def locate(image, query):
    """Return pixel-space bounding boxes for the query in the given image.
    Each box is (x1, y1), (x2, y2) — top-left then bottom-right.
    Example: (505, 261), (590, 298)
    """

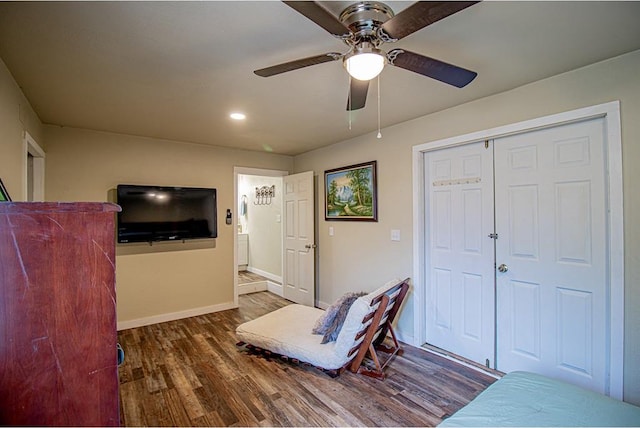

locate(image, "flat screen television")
(116, 184), (217, 243)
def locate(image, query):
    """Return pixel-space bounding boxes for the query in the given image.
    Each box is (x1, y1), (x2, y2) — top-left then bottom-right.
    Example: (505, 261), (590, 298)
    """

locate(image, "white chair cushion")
(237, 304), (351, 369)
(236, 278), (403, 370)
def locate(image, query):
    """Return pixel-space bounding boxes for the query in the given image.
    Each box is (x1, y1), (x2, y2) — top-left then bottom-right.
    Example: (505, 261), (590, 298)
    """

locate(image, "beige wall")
(294, 49), (640, 404)
(0, 58), (43, 200)
(43, 126), (293, 326)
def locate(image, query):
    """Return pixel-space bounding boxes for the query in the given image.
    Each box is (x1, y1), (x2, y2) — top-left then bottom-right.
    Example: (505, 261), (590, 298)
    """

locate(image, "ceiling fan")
(255, 1), (480, 111)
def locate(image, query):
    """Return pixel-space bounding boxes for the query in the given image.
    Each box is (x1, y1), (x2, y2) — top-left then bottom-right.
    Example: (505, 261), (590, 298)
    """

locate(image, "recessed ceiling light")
(230, 112), (246, 120)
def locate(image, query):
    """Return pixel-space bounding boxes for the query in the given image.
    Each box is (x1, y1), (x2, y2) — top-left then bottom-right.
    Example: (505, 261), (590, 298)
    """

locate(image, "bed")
(439, 371), (640, 427)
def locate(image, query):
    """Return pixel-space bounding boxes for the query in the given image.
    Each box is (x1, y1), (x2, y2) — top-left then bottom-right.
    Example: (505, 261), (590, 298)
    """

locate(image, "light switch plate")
(391, 229), (401, 241)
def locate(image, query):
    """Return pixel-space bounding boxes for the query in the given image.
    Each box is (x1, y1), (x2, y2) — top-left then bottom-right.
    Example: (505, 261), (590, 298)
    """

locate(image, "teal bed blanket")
(439, 371), (640, 427)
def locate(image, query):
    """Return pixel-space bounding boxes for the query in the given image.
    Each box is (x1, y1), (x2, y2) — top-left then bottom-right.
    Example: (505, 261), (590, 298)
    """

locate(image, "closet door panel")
(424, 142), (495, 365)
(494, 118), (607, 394)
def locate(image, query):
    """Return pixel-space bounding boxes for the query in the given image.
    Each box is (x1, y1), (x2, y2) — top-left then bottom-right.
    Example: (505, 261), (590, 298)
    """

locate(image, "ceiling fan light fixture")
(344, 46), (385, 81)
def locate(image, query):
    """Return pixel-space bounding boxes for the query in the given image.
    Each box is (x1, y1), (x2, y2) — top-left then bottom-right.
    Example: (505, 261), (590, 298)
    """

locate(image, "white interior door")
(494, 118), (608, 393)
(283, 171), (315, 306)
(425, 141), (496, 365)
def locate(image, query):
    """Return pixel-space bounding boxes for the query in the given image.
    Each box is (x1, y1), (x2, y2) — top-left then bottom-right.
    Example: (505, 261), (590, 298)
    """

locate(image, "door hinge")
(485, 140), (489, 149)
(488, 233), (498, 239)
(485, 358), (491, 368)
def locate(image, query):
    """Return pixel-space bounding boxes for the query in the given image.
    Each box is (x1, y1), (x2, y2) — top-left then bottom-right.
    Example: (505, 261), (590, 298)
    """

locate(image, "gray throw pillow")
(312, 292), (358, 334)
(312, 292), (366, 343)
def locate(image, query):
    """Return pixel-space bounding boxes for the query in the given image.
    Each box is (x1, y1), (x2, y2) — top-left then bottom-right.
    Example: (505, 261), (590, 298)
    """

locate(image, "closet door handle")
(498, 264), (508, 273)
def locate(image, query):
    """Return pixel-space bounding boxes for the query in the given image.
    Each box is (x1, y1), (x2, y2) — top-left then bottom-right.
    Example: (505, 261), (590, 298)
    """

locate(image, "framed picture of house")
(325, 160), (377, 221)
(0, 179), (11, 202)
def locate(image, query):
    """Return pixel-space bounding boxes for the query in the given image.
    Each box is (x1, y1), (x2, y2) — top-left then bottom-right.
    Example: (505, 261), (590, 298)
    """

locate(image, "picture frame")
(325, 160), (377, 221)
(0, 178), (11, 202)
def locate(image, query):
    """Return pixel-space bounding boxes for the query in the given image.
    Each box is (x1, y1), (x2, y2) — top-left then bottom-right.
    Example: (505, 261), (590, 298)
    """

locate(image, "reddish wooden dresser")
(0, 202), (120, 426)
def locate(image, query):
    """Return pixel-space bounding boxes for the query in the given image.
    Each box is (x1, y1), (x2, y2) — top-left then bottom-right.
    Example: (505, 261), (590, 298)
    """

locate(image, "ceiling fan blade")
(346, 79), (369, 111)
(380, 1), (479, 41)
(254, 52), (342, 77)
(283, 1), (351, 38)
(388, 49), (477, 88)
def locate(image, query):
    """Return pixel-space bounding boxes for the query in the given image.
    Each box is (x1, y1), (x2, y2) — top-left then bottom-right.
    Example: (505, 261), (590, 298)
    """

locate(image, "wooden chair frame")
(347, 278), (410, 379)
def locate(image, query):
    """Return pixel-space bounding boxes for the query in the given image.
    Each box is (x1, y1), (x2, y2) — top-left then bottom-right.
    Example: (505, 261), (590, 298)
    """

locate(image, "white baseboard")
(317, 300), (330, 310)
(238, 281), (268, 295)
(267, 280), (283, 296)
(117, 301), (237, 331)
(247, 266), (282, 284)
(239, 280), (283, 297)
(395, 328), (414, 346)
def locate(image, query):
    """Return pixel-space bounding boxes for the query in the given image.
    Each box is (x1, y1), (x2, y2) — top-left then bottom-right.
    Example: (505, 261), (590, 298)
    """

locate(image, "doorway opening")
(234, 167), (287, 307)
(23, 132), (45, 201)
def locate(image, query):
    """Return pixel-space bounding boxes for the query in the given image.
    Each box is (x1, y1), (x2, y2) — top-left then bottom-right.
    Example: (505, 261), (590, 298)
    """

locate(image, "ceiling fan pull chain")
(348, 75), (352, 130)
(377, 74), (382, 139)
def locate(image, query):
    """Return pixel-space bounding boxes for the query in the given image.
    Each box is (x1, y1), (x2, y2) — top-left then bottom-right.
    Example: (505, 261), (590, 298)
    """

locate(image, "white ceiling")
(0, 1), (639, 156)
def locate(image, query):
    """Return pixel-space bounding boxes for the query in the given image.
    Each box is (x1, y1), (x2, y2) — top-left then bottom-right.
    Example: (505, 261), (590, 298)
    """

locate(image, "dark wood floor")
(117, 292), (497, 427)
(238, 270), (270, 285)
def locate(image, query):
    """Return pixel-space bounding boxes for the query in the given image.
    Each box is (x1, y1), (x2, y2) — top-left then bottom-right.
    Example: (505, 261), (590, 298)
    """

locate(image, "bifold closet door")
(424, 141), (496, 366)
(494, 117), (608, 394)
